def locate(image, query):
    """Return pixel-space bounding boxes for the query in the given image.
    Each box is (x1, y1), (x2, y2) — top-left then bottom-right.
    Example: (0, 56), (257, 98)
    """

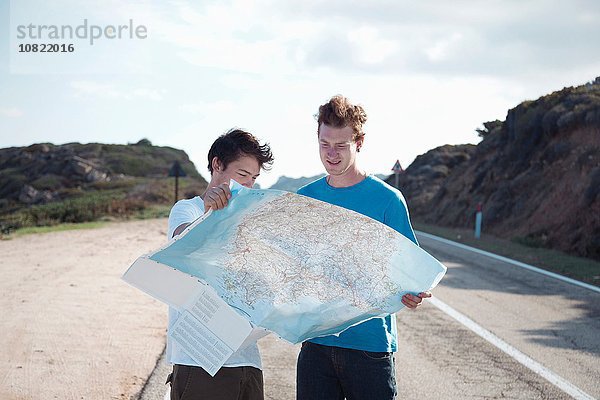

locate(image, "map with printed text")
(149, 182), (447, 343)
(222, 193), (402, 309)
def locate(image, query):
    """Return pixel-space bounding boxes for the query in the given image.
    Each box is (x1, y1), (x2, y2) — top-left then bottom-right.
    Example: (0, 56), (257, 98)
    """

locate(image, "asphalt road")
(139, 232), (600, 400)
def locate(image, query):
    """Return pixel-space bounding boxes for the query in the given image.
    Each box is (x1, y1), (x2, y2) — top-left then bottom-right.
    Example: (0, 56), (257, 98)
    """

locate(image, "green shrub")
(3, 192), (146, 229)
(31, 174), (63, 190)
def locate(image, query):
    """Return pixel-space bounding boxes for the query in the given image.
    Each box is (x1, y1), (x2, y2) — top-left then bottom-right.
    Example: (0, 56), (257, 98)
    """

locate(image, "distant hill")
(389, 77), (600, 260)
(269, 174), (325, 192)
(270, 173), (390, 192)
(374, 173), (390, 181)
(0, 139), (207, 233)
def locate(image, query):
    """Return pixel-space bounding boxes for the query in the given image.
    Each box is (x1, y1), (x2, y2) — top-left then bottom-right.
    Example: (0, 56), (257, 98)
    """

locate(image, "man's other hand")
(203, 183), (232, 212)
(401, 291), (432, 309)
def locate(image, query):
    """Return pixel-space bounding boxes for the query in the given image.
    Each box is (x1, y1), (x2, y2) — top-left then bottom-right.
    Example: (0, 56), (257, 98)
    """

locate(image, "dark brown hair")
(207, 128), (274, 173)
(316, 95), (367, 141)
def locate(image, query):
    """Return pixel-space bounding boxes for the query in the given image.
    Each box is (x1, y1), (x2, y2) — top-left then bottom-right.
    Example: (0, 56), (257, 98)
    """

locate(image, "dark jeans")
(167, 364), (264, 400)
(296, 342), (397, 400)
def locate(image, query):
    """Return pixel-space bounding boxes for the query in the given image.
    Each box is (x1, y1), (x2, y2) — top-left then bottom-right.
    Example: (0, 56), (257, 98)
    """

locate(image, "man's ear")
(211, 156), (223, 172)
(356, 137), (364, 152)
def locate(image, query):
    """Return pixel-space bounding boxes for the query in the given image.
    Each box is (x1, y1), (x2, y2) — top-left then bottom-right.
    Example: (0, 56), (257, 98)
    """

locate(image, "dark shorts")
(296, 342), (397, 400)
(167, 364), (264, 400)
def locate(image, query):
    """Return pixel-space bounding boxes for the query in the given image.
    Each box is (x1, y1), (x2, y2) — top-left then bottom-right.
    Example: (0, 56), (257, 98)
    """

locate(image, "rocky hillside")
(269, 174), (326, 192)
(388, 144), (477, 217)
(0, 139), (207, 232)
(390, 78), (600, 260)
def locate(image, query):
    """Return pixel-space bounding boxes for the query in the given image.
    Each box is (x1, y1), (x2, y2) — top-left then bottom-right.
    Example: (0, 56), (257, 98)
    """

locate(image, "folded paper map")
(126, 182), (447, 347)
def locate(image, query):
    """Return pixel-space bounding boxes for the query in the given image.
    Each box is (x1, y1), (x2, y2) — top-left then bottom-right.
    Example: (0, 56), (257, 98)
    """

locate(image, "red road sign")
(392, 160), (403, 172)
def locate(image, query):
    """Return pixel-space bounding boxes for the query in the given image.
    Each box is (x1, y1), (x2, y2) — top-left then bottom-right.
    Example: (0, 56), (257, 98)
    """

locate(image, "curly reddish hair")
(316, 95), (367, 142)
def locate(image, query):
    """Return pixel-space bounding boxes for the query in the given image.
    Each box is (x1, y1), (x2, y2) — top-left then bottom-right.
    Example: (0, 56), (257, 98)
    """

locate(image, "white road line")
(416, 230), (600, 294)
(429, 297), (596, 400)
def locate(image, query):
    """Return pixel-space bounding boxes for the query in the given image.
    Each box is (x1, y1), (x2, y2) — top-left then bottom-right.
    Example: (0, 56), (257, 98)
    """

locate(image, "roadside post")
(475, 203), (483, 239)
(392, 159), (403, 188)
(168, 161), (187, 203)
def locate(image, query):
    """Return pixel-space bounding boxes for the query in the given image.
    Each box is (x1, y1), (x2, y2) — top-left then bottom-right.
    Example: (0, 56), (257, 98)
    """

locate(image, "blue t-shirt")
(297, 175), (418, 353)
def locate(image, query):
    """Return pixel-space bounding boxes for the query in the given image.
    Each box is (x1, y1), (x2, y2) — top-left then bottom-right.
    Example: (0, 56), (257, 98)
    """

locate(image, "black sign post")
(168, 161), (187, 203)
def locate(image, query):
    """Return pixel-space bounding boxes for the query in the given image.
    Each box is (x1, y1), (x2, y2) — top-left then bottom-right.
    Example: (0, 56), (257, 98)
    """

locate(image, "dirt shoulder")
(0, 218), (168, 400)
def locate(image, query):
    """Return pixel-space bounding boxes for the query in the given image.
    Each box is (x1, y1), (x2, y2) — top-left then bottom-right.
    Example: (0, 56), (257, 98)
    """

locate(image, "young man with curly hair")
(295, 95), (430, 400)
(165, 128), (274, 400)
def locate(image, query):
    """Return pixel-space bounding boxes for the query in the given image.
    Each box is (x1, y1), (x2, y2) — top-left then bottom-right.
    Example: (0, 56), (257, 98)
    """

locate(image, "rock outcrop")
(0, 140), (202, 206)
(390, 78), (600, 260)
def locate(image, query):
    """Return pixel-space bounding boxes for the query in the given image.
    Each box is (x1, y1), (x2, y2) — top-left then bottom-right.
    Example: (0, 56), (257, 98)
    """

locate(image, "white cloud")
(261, 0), (600, 79)
(424, 33), (464, 63)
(132, 88), (163, 101)
(0, 107), (24, 118)
(348, 27), (398, 64)
(70, 80), (163, 101)
(179, 100), (235, 115)
(70, 81), (123, 98)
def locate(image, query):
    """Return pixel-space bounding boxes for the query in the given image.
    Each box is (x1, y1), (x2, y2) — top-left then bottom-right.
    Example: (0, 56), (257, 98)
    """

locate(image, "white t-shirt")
(165, 196), (262, 369)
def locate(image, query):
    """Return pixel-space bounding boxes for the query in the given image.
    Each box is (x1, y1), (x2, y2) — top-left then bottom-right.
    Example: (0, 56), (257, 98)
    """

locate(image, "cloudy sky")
(1, 0), (599, 187)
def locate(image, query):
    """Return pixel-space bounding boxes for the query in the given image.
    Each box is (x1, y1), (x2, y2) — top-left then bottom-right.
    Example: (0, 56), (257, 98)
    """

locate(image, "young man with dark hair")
(165, 128), (274, 400)
(295, 95), (430, 400)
